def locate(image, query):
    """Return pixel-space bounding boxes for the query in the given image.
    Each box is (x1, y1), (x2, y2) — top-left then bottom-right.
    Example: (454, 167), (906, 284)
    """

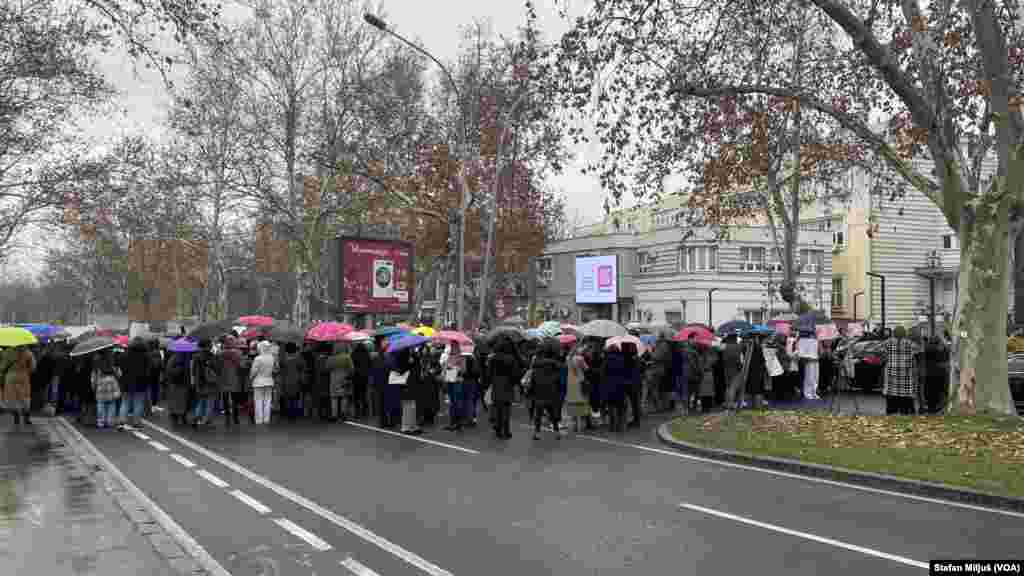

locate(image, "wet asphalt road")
(73, 408), (1024, 576)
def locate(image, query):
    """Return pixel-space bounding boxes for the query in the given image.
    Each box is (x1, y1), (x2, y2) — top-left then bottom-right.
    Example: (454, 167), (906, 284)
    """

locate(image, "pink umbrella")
(673, 324), (714, 346)
(846, 323), (864, 337)
(816, 323), (839, 340)
(306, 322), (354, 342)
(113, 335), (129, 347)
(433, 330), (473, 346)
(605, 334), (646, 354)
(238, 315), (275, 327)
(561, 324), (579, 335)
(558, 333), (578, 346)
(342, 331), (371, 342)
(770, 317), (790, 336)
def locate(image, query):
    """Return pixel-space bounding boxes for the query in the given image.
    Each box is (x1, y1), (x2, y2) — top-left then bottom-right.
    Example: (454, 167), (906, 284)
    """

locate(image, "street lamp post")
(364, 13), (469, 330)
(865, 271), (886, 332)
(708, 288), (718, 326)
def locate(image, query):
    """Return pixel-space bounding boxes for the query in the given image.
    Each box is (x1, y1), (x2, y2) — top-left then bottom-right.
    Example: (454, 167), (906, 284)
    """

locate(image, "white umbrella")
(579, 319), (628, 339)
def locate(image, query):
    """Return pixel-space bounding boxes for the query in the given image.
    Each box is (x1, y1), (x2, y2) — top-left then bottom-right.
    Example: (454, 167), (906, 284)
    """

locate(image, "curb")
(44, 417), (230, 576)
(655, 420), (1024, 514)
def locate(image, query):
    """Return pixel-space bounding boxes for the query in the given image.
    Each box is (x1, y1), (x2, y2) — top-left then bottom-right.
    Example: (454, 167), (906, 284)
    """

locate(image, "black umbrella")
(188, 319), (237, 342)
(487, 326), (523, 344)
(70, 336), (116, 357)
(267, 323), (305, 344)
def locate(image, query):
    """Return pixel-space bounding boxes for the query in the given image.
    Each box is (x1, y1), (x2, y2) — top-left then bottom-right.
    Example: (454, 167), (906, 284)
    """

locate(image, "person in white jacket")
(248, 341), (277, 424)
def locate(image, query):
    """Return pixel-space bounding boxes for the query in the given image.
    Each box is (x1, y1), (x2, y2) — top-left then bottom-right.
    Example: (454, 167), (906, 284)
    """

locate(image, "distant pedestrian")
(883, 326), (920, 415)
(91, 350), (120, 429)
(488, 340), (519, 439)
(393, 349), (421, 436)
(565, 345), (590, 432)
(190, 340), (219, 428)
(798, 333), (821, 401)
(698, 348), (718, 413)
(278, 343), (306, 422)
(219, 337), (245, 427)
(248, 341), (276, 425)
(441, 344), (464, 431)
(118, 338), (152, 430)
(325, 343), (353, 421)
(530, 339), (563, 439)
(2, 346), (36, 426)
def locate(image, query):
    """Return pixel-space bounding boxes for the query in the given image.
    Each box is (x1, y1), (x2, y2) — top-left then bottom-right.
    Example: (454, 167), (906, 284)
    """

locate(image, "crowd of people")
(0, 322), (954, 432)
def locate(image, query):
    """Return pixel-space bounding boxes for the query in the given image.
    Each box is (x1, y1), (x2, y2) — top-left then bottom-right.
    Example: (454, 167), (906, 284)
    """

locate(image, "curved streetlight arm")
(363, 13), (461, 103)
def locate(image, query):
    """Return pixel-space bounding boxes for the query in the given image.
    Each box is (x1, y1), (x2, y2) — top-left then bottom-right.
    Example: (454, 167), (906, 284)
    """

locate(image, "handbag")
(764, 347), (784, 377)
(520, 357), (536, 391)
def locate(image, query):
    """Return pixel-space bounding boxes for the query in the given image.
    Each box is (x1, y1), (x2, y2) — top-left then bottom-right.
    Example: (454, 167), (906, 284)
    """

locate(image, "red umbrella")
(558, 333), (578, 347)
(433, 330), (473, 346)
(240, 327), (270, 340)
(238, 315), (275, 327)
(673, 324), (714, 346)
(94, 328), (115, 337)
(113, 335), (129, 347)
(305, 322), (354, 342)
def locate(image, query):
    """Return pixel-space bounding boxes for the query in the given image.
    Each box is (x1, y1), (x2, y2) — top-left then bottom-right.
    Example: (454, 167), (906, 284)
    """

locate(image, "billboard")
(339, 237), (414, 314)
(575, 255), (617, 304)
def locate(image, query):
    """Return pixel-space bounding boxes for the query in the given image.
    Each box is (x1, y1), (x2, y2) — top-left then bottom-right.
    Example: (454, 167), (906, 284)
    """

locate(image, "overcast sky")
(87, 0), (613, 225)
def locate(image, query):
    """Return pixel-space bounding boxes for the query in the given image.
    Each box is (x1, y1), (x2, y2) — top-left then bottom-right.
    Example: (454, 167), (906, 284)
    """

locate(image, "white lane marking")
(132, 431), (151, 441)
(346, 420), (480, 455)
(578, 432), (1024, 520)
(142, 419), (455, 576)
(55, 418), (233, 576)
(273, 518), (332, 551)
(170, 454), (196, 468)
(196, 469), (230, 489)
(341, 556), (381, 576)
(679, 502), (930, 570)
(230, 489), (271, 515)
(149, 441), (170, 452)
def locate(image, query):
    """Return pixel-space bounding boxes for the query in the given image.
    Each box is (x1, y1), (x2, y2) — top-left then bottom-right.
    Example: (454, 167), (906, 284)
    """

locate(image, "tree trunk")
(949, 186), (1016, 415)
(1014, 226), (1024, 327)
(217, 265), (229, 321)
(435, 255), (455, 329)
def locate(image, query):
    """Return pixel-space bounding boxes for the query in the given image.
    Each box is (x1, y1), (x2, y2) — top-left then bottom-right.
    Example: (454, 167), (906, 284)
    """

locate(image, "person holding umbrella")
(440, 343), (465, 432)
(1, 343), (36, 426)
(90, 350), (121, 429)
(165, 350), (193, 425)
(248, 341), (277, 425)
(218, 336), (245, 427)
(118, 337), (152, 430)
(530, 339), (563, 440)
(488, 338), (520, 439)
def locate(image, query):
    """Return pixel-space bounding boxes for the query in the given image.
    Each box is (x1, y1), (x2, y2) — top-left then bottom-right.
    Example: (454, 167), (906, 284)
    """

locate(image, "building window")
(740, 247), (765, 272)
(832, 229), (845, 249)
(444, 309), (455, 326)
(800, 249), (823, 273)
(942, 234), (959, 250)
(832, 277), (844, 308)
(679, 246), (718, 272)
(743, 309), (765, 324)
(537, 257), (553, 285)
(636, 252), (652, 274)
(665, 311), (682, 325)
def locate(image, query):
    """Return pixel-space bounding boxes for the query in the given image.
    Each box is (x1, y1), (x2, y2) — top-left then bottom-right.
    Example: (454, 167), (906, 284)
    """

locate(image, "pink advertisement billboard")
(340, 238), (414, 314)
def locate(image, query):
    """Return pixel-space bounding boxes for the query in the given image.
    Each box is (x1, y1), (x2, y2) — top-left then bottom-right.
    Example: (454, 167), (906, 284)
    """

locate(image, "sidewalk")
(0, 417), (176, 576)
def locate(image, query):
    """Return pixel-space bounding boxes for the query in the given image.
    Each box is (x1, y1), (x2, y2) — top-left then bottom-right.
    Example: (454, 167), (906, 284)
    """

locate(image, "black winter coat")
(119, 345), (152, 394)
(488, 352), (520, 404)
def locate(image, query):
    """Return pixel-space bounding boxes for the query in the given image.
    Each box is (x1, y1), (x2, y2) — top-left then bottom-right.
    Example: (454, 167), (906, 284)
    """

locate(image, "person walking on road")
(90, 350), (121, 429)
(190, 340), (220, 428)
(248, 341), (276, 425)
(488, 340), (519, 440)
(530, 339), (563, 440)
(219, 336), (245, 427)
(2, 345), (36, 426)
(278, 343), (306, 423)
(441, 344), (464, 432)
(565, 345), (590, 432)
(117, 338), (151, 430)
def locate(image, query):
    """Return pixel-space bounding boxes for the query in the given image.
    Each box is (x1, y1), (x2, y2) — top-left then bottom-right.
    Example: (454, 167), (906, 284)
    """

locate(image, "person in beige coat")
(565, 345), (590, 432)
(2, 346), (36, 425)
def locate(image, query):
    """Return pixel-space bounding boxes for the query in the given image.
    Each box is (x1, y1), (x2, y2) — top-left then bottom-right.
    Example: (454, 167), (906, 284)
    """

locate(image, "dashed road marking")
(273, 518), (332, 551)
(679, 502), (929, 570)
(132, 431), (151, 441)
(143, 419), (455, 576)
(149, 441), (170, 452)
(341, 556), (381, 576)
(230, 489), (271, 515)
(169, 453), (195, 468)
(196, 469), (230, 489)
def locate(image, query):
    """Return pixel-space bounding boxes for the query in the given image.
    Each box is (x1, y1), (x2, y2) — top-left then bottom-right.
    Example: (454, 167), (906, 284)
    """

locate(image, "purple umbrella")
(385, 334), (430, 354)
(167, 337), (200, 353)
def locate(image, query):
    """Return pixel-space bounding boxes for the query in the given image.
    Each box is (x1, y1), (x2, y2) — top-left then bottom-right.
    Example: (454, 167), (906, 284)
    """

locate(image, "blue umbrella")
(750, 324), (775, 336)
(639, 334), (657, 347)
(717, 320), (753, 336)
(524, 328), (545, 340)
(16, 323), (62, 341)
(386, 334), (430, 353)
(375, 326), (405, 338)
(167, 337), (200, 353)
